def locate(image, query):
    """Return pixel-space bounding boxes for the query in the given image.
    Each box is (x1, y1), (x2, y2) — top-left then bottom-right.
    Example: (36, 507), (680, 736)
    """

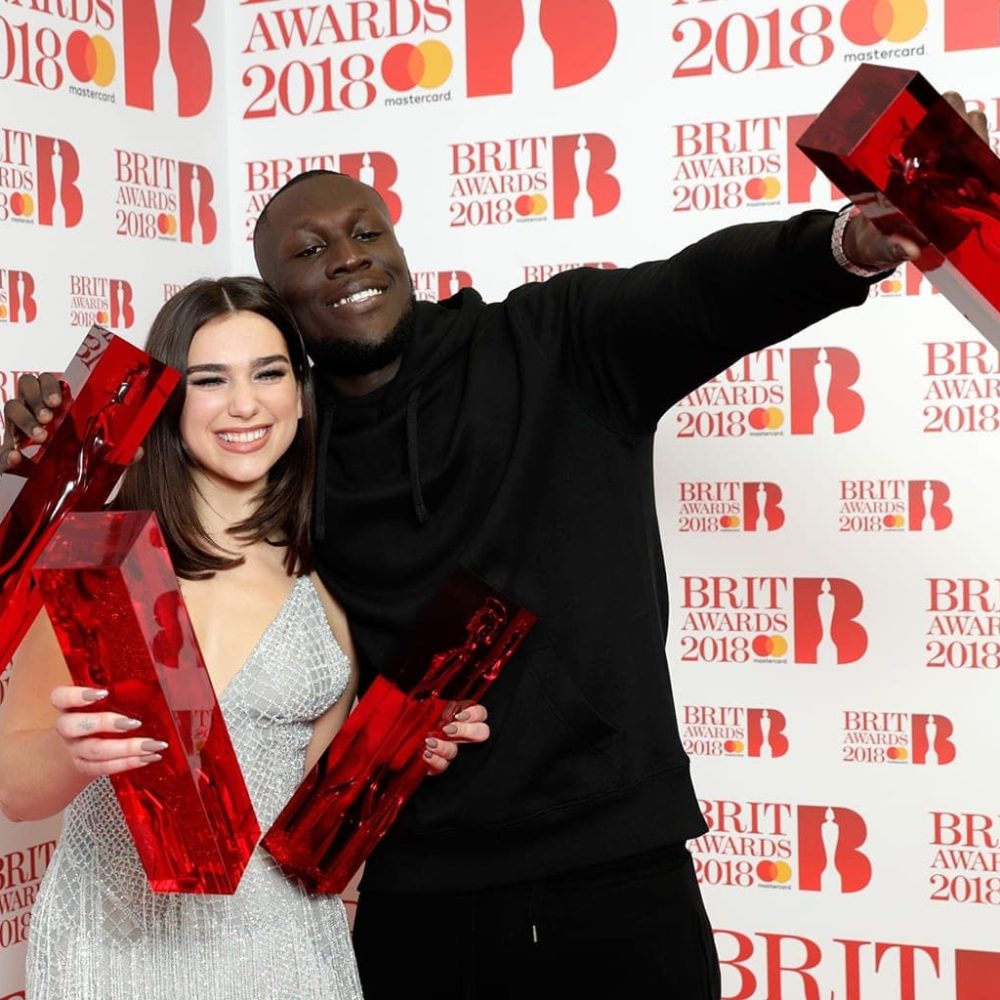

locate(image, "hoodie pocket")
(411, 642), (623, 832)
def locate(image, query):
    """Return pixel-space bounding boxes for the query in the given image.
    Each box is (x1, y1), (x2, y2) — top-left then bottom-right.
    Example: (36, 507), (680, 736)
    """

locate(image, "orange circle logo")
(748, 406), (784, 431)
(157, 213), (178, 236)
(841, 0), (928, 46)
(66, 31), (116, 86)
(10, 192), (34, 218)
(745, 177), (782, 201)
(382, 41), (453, 91)
(515, 194), (547, 218)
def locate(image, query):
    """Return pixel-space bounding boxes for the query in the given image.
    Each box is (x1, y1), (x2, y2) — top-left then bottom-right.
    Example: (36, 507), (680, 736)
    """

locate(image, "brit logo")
(0, 129), (83, 228)
(679, 575), (867, 666)
(691, 800), (872, 893)
(681, 706), (789, 759)
(68, 276), (135, 330)
(122, 0), (212, 116)
(238, 1), (454, 118)
(114, 149), (216, 243)
(925, 578), (1000, 672)
(675, 347), (864, 439)
(521, 260), (616, 283)
(672, 115), (784, 212)
(244, 152), (402, 239)
(465, 0), (617, 97)
(842, 711), (956, 765)
(677, 481), (785, 533)
(868, 260), (941, 299)
(668, 1), (926, 83)
(412, 270), (473, 302)
(0, 839), (57, 952)
(449, 132), (620, 227)
(0, 270), (37, 324)
(922, 340), (1000, 435)
(716, 927), (979, 1000)
(838, 479), (953, 532)
(930, 811), (1000, 907)
(0, 2), (116, 102)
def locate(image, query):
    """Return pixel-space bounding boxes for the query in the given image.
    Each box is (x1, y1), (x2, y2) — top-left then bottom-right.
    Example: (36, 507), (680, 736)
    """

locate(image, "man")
(3, 102), (989, 998)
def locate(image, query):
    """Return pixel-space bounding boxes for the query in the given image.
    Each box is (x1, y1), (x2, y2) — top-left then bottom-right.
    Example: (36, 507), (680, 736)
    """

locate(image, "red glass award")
(33, 510), (259, 894)
(797, 65), (1000, 347)
(263, 567), (537, 894)
(0, 327), (179, 669)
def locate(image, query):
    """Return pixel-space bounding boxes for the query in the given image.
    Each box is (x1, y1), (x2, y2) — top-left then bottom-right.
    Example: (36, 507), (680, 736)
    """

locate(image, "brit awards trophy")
(797, 65), (1000, 347)
(0, 327), (178, 669)
(33, 510), (259, 894)
(263, 567), (538, 894)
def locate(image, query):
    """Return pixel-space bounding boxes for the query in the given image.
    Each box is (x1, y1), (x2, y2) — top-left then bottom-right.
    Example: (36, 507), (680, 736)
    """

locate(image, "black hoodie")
(312, 211), (873, 892)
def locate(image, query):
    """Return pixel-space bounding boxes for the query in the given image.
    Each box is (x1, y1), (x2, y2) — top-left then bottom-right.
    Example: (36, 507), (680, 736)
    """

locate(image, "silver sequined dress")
(25, 576), (363, 1000)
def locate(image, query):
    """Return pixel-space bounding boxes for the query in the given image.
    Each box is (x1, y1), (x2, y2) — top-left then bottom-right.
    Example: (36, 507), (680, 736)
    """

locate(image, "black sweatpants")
(352, 842), (721, 999)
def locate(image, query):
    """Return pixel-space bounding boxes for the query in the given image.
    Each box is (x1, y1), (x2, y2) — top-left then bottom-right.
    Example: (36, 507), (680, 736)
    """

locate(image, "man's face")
(254, 175), (412, 374)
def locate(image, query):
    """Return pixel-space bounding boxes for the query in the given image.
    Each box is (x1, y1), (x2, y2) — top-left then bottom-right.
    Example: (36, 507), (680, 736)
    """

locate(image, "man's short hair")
(252, 169), (346, 244)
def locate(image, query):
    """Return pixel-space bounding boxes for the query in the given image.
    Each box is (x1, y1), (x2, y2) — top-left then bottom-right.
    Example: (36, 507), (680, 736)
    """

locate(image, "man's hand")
(0, 373), (64, 473)
(842, 91), (992, 271)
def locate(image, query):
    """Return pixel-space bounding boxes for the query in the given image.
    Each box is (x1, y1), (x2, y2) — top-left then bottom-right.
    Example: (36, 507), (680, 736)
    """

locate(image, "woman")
(0, 277), (487, 999)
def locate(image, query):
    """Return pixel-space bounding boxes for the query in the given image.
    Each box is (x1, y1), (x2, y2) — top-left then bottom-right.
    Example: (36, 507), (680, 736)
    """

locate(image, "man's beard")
(318, 296), (416, 377)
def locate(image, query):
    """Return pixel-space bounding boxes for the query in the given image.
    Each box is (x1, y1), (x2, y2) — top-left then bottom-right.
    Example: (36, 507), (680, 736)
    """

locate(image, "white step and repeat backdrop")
(2, 2), (999, 998)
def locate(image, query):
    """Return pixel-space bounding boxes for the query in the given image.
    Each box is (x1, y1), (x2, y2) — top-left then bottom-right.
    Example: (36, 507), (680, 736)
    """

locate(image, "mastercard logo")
(841, 0), (928, 46)
(752, 634), (789, 657)
(66, 31), (116, 87)
(879, 277), (903, 295)
(745, 177), (781, 201)
(9, 192), (34, 218)
(157, 213), (178, 236)
(757, 860), (793, 884)
(749, 406), (784, 431)
(515, 194), (547, 217)
(882, 514), (905, 528)
(887, 746), (908, 761)
(382, 41), (452, 92)
(719, 515), (741, 529)
(724, 739), (745, 753)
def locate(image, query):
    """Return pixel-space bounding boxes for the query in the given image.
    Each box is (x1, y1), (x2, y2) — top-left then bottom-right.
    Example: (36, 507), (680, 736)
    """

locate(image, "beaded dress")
(25, 576), (363, 1000)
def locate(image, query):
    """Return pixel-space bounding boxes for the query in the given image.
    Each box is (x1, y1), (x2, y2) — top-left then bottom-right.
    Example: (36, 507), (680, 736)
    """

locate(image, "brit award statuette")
(264, 567), (537, 894)
(797, 64), (1000, 347)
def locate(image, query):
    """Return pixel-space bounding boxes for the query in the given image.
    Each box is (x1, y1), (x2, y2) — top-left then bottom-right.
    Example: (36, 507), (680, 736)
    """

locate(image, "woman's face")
(179, 310), (302, 495)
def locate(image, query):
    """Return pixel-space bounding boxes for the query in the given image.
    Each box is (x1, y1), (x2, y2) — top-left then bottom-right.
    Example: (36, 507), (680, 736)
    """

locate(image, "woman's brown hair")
(115, 276), (316, 579)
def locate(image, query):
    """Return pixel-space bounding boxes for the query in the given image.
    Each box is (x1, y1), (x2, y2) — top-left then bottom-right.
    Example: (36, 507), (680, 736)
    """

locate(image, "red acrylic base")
(0, 327), (178, 670)
(798, 65), (1000, 346)
(263, 567), (537, 894)
(33, 510), (259, 894)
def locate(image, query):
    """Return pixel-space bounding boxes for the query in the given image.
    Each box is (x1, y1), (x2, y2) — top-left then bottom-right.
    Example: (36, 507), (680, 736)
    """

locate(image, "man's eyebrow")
(186, 354), (290, 374)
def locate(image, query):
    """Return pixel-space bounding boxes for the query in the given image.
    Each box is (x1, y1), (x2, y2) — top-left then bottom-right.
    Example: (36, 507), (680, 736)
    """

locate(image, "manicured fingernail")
(82, 689), (109, 702)
(140, 740), (168, 752)
(31, 427), (47, 440)
(425, 737), (438, 749)
(443, 723), (459, 736)
(454, 711), (470, 721)
(46, 394), (61, 406)
(38, 408), (52, 421)
(114, 718), (142, 731)
(140, 753), (162, 763)
(423, 749), (434, 759)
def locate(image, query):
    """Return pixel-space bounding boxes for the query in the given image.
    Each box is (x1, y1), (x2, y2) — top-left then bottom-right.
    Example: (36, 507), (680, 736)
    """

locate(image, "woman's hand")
(424, 702), (490, 774)
(50, 686), (167, 778)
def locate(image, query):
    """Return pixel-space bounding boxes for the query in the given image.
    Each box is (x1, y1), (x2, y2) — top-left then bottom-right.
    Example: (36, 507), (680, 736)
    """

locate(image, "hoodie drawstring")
(314, 404), (333, 541)
(406, 386), (429, 524)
